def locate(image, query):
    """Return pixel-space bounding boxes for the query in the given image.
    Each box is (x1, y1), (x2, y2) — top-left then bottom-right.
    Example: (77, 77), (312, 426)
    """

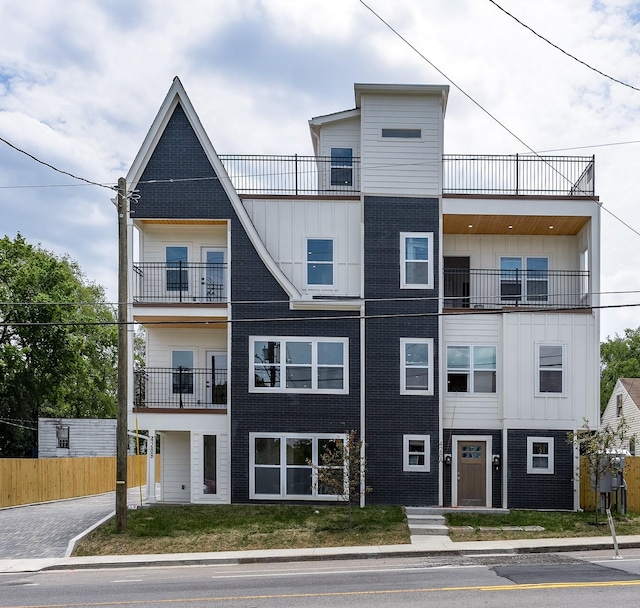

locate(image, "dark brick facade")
(507, 429), (574, 510)
(363, 196), (440, 505)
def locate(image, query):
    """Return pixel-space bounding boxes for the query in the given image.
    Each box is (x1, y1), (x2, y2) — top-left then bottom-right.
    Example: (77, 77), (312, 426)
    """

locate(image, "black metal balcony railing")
(443, 268), (591, 309)
(218, 154), (595, 197)
(133, 262), (227, 303)
(219, 155), (361, 195)
(134, 368), (227, 409)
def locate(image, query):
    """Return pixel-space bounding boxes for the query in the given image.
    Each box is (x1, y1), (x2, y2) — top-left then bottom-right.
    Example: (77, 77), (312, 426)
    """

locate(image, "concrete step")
(409, 524), (450, 536)
(406, 514), (446, 524)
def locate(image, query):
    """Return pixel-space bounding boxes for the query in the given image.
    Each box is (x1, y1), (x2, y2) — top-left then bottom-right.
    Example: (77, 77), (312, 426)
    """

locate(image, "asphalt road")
(2, 551), (640, 608)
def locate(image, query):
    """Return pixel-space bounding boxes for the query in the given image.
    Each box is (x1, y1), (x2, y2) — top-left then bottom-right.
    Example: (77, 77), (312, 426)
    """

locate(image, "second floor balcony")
(133, 262), (227, 304)
(134, 367), (227, 410)
(444, 268), (591, 310)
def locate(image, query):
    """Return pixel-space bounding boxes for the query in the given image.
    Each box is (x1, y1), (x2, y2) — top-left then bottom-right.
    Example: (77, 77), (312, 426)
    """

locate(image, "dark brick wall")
(507, 429), (574, 510)
(442, 429), (504, 508)
(363, 196), (440, 505)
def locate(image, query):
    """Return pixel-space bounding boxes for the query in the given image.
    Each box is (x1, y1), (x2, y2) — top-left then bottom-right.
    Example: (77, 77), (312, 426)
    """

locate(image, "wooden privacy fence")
(0, 456), (160, 509)
(580, 455), (640, 512)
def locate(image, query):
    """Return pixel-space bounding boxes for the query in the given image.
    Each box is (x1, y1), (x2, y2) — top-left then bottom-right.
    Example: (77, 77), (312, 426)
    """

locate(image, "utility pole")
(116, 176), (128, 532)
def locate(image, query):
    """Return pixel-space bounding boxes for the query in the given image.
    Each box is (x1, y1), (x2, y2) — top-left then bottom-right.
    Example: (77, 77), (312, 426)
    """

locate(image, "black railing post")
(295, 154), (299, 195)
(515, 153), (519, 196)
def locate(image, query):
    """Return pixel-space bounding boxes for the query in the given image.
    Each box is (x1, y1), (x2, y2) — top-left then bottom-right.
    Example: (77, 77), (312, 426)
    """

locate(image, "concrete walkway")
(1, 493), (640, 574)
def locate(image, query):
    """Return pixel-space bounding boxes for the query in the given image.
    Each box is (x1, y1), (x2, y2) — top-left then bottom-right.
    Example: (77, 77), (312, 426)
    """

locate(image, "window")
(400, 338), (434, 395)
(381, 128), (422, 138)
(306, 238), (334, 286)
(500, 256), (548, 302)
(56, 426), (70, 449)
(400, 232), (433, 289)
(172, 350), (194, 394)
(330, 147), (353, 187)
(250, 433), (346, 499)
(580, 248), (589, 299)
(447, 345), (497, 393)
(616, 394), (623, 417)
(251, 337), (348, 393)
(527, 437), (554, 474)
(203, 435), (217, 494)
(403, 435), (430, 472)
(166, 246), (188, 291)
(537, 344), (564, 394)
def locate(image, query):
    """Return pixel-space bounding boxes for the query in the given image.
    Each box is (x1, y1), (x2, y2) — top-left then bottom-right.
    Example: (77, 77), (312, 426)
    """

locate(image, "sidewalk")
(2, 534), (640, 574)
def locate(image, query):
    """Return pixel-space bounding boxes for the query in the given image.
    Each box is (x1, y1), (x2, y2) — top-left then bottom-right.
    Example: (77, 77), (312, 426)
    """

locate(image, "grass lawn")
(446, 510), (640, 541)
(73, 504), (410, 556)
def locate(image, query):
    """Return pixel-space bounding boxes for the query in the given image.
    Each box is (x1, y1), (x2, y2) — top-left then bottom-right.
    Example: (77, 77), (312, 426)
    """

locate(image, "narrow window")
(254, 437), (281, 495)
(527, 437), (554, 474)
(538, 344), (564, 394)
(56, 426), (70, 449)
(166, 246), (188, 291)
(526, 257), (549, 301)
(306, 238), (334, 286)
(330, 147), (353, 186)
(580, 249), (589, 300)
(400, 339), (433, 395)
(403, 435), (430, 472)
(203, 435), (217, 494)
(381, 128), (422, 138)
(172, 350), (194, 394)
(401, 232), (433, 289)
(616, 394), (623, 417)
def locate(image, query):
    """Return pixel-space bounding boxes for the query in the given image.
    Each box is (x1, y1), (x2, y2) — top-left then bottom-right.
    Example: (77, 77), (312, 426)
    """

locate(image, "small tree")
(311, 430), (371, 527)
(568, 418), (636, 523)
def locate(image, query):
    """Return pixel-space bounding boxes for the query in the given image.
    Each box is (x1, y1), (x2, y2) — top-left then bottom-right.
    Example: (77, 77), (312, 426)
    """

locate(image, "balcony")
(134, 368), (227, 410)
(218, 154), (594, 197)
(133, 262), (227, 304)
(443, 268), (590, 310)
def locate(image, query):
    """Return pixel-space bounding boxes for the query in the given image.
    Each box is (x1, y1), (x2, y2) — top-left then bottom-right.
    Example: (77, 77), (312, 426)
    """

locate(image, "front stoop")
(406, 507), (449, 539)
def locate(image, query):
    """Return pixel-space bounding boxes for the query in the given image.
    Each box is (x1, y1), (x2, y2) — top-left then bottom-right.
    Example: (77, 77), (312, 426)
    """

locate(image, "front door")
(457, 441), (487, 506)
(205, 351), (227, 406)
(201, 248), (226, 302)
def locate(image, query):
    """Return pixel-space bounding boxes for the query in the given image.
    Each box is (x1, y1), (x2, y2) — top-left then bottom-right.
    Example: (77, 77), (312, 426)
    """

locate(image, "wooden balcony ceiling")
(443, 215), (589, 235)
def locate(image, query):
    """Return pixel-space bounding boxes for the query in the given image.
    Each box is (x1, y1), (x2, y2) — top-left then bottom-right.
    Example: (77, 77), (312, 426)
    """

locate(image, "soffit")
(443, 215), (589, 236)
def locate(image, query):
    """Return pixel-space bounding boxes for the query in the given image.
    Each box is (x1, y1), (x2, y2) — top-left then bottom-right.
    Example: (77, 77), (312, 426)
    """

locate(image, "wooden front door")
(457, 441), (486, 506)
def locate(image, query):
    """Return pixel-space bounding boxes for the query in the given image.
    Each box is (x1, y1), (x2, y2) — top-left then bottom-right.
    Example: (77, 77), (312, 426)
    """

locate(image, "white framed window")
(381, 128), (422, 139)
(250, 433), (347, 499)
(500, 256), (549, 303)
(400, 232), (433, 289)
(306, 238), (334, 286)
(446, 345), (497, 394)
(330, 147), (353, 186)
(171, 350), (194, 395)
(202, 435), (217, 495)
(400, 338), (434, 395)
(56, 426), (70, 449)
(250, 337), (348, 393)
(403, 435), (430, 472)
(166, 245), (189, 292)
(580, 248), (589, 300)
(537, 344), (564, 395)
(527, 437), (554, 474)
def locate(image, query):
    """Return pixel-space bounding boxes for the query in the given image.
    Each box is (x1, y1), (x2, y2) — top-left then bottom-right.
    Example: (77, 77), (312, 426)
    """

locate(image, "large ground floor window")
(250, 432), (346, 500)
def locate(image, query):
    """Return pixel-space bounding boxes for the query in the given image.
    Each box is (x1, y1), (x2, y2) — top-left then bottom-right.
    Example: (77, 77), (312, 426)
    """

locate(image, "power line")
(487, 0), (640, 93)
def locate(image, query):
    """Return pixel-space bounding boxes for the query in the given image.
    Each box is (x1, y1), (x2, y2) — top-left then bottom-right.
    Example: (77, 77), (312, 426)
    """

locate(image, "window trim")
(536, 343), (565, 396)
(250, 336), (349, 394)
(499, 255), (549, 303)
(527, 436), (554, 474)
(446, 344), (497, 394)
(249, 432), (347, 500)
(380, 127), (423, 140)
(330, 147), (353, 187)
(305, 237), (335, 288)
(400, 338), (434, 396)
(56, 425), (70, 450)
(201, 434), (218, 497)
(403, 435), (431, 472)
(400, 232), (434, 289)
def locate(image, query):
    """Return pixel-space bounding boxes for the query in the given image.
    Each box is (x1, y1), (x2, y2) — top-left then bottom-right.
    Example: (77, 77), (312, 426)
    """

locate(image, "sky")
(2, 0), (640, 340)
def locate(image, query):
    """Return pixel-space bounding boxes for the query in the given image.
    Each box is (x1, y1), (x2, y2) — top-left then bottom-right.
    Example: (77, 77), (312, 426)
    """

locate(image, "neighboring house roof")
(619, 378), (640, 411)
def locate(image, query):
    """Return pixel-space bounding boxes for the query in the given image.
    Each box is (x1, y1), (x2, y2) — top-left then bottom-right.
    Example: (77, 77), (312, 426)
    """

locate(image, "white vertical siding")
(190, 431), (230, 503)
(146, 327), (227, 369)
(160, 431), (191, 502)
(360, 93), (442, 196)
(442, 316), (502, 428)
(242, 197), (361, 296)
(139, 224), (227, 263)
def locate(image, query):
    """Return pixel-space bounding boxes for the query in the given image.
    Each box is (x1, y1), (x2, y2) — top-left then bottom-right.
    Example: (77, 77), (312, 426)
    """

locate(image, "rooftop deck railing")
(134, 367), (227, 409)
(218, 154), (595, 197)
(443, 268), (591, 310)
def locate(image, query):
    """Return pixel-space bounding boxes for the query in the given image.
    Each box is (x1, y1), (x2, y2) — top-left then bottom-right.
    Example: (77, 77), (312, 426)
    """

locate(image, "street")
(2, 550), (640, 607)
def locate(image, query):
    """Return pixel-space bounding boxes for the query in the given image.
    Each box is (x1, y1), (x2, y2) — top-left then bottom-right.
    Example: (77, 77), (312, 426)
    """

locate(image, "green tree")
(0, 234), (117, 457)
(600, 328), (640, 412)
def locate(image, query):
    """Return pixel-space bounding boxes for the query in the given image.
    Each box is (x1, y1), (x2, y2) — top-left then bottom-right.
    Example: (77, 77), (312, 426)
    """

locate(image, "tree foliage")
(0, 234), (117, 457)
(600, 328), (640, 412)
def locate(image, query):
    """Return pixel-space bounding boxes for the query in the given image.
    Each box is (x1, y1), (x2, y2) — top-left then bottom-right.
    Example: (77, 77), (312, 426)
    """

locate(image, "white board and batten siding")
(146, 327), (227, 369)
(160, 431), (191, 502)
(139, 224), (228, 263)
(502, 312), (599, 429)
(190, 431), (230, 503)
(242, 197), (361, 297)
(442, 316), (502, 428)
(359, 93), (443, 197)
(38, 418), (116, 458)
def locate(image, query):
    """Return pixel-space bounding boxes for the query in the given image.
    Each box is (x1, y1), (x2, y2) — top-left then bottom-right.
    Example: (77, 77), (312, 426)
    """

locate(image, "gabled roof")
(619, 378), (640, 410)
(126, 77), (302, 300)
